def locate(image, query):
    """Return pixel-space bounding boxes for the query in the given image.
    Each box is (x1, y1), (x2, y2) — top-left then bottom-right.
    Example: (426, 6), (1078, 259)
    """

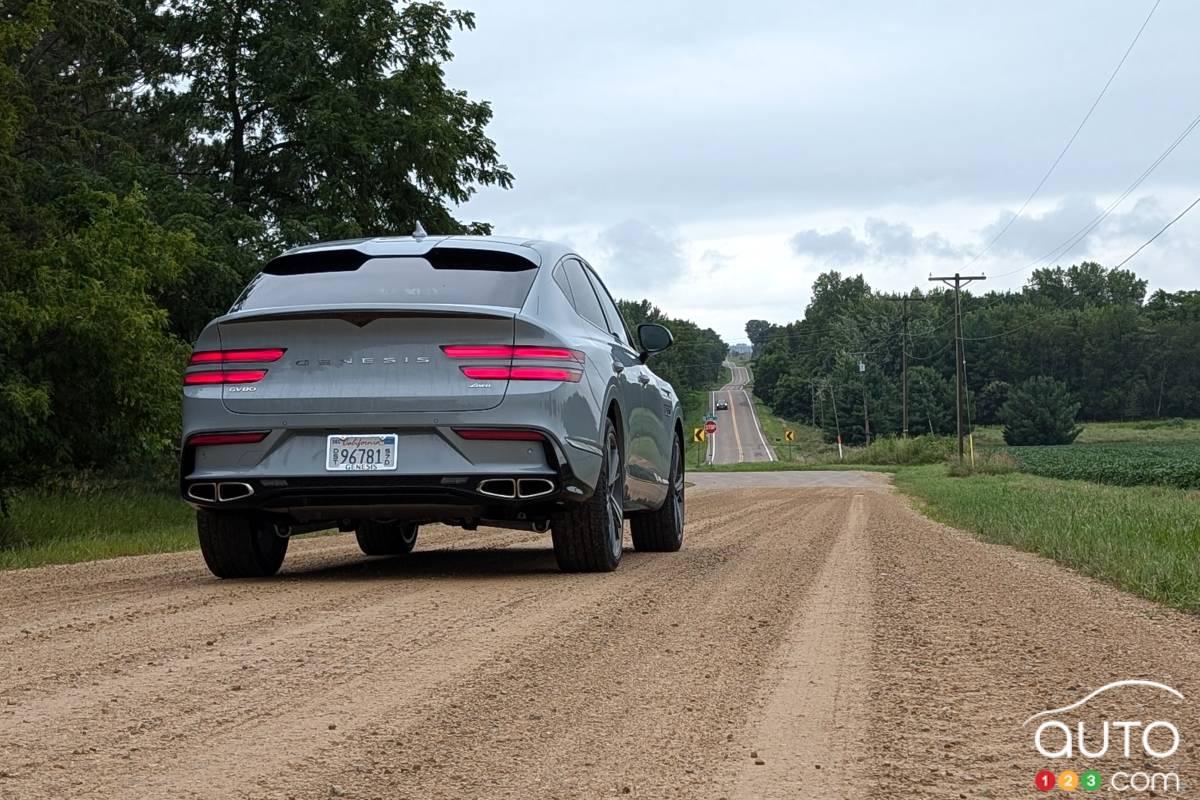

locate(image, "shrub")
(1001, 376), (1083, 446)
(845, 435), (954, 465)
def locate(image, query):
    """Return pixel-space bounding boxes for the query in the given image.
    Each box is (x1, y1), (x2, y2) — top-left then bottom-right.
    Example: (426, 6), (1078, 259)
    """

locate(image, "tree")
(1001, 377), (1083, 446)
(745, 319), (773, 357)
(144, 0), (512, 246)
(909, 367), (953, 435)
(975, 380), (1010, 425)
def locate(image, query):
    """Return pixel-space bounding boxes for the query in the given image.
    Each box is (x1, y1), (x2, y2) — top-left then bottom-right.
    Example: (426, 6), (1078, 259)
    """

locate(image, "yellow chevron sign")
(692, 427), (706, 444)
(784, 429), (796, 442)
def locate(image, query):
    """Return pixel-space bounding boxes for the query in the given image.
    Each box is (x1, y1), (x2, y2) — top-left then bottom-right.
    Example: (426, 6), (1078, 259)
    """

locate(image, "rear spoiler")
(216, 303), (518, 326)
(262, 246), (538, 275)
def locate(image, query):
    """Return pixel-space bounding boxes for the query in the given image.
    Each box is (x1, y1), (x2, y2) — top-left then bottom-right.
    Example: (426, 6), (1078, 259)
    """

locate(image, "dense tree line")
(749, 263), (1200, 444)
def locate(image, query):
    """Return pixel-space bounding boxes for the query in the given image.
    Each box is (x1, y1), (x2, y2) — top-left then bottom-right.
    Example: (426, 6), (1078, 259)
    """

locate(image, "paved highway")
(709, 362), (776, 464)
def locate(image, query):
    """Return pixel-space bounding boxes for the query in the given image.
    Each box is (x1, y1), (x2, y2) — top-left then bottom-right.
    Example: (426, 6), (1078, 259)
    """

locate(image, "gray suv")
(180, 236), (685, 578)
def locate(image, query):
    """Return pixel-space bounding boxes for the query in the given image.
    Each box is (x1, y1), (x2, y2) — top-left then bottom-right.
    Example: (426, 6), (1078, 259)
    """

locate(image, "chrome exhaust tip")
(187, 482), (217, 502)
(216, 482), (255, 502)
(477, 478), (517, 499)
(517, 478), (555, 499)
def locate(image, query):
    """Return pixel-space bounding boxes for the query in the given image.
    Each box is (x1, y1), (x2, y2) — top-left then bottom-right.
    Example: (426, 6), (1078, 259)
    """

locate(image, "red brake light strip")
(184, 369), (268, 385)
(186, 431), (269, 446)
(453, 428), (545, 441)
(189, 348), (286, 365)
(441, 345), (584, 363)
(460, 366), (582, 382)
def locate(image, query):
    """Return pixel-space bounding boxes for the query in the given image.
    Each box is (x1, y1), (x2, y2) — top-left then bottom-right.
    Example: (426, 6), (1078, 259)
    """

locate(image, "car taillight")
(189, 348), (286, 364)
(460, 366), (582, 382)
(453, 428), (545, 441)
(184, 369), (268, 385)
(441, 345), (584, 363)
(186, 431), (269, 446)
(447, 344), (585, 382)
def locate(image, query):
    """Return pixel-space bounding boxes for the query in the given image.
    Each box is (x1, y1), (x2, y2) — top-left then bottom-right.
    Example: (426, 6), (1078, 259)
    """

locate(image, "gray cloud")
(979, 195), (1172, 260)
(594, 219), (687, 291)
(790, 218), (968, 264)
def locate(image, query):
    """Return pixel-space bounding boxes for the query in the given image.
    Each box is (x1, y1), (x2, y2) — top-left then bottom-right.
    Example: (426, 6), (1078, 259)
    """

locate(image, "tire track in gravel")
(729, 492), (870, 799)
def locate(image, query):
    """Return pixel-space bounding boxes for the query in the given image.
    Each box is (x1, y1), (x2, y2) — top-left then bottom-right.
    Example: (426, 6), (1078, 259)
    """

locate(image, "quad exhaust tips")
(187, 481), (255, 503)
(476, 477), (556, 499)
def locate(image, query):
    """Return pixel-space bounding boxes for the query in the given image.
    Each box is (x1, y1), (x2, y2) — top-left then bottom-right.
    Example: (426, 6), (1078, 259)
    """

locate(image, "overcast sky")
(445, 1), (1200, 344)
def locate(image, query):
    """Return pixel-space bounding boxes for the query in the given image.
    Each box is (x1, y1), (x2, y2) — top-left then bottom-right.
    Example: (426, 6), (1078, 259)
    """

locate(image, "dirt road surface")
(709, 363), (775, 465)
(3, 472), (1198, 799)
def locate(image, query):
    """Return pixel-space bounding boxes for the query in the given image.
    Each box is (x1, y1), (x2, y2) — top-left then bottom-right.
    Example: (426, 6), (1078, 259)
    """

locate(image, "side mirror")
(637, 323), (673, 361)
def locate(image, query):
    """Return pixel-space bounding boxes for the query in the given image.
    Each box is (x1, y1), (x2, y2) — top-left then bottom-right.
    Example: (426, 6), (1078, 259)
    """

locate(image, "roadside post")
(692, 427), (706, 467)
(703, 419), (717, 466)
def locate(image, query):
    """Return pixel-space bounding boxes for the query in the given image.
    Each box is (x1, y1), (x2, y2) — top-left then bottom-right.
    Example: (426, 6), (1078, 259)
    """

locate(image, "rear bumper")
(179, 424), (597, 524)
(181, 471), (580, 524)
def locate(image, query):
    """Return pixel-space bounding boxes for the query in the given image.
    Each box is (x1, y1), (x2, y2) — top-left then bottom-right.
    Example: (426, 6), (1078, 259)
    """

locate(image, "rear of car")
(181, 236), (685, 579)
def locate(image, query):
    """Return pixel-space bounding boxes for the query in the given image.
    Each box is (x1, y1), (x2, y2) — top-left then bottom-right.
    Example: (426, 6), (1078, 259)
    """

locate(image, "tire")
(552, 418), (625, 572)
(355, 521), (419, 556)
(197, 510), (288, 579)
(630, 435), (685, 552)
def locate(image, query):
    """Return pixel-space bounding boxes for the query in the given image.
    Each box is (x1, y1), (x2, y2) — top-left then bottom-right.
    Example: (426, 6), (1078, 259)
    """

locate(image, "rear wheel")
(355, 521), (419, 556)
(630, 436), (685, 552)
(552, 418), (625, 572)
(197, 510), (288, 579)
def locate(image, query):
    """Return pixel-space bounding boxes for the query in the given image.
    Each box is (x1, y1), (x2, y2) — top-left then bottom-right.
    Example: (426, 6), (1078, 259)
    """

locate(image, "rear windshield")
(230, 255), (537, 312)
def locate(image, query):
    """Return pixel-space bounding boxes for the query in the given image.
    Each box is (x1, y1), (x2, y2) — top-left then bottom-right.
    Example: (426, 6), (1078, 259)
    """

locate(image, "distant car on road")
(181, 235), (686, 578)
(715, 400), (730, 411)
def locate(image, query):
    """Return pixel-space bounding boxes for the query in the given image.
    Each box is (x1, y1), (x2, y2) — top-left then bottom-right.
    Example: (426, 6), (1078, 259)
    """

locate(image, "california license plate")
(326, 434), (398, 471)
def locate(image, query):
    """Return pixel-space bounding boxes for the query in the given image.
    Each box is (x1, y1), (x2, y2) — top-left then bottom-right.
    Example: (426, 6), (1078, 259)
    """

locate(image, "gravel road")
(2, 472), (1198, 799)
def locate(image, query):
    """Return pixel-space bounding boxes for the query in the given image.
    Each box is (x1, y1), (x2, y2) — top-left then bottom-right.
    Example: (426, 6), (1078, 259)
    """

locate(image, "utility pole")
(900, 297), (909, 438)
(929, 273), (986, 461)
(850, 352), (870, 446)
(885, 294), (926, 438)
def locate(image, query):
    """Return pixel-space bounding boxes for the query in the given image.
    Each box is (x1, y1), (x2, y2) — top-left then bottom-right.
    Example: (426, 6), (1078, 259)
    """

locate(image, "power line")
(991, 106), (1200, 279)
(963, 0), (1162, 268)
(1113, 193), (1200, 269)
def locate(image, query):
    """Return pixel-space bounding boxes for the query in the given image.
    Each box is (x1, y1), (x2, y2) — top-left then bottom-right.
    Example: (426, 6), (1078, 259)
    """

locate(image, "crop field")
(1009, 441), (1200, 489)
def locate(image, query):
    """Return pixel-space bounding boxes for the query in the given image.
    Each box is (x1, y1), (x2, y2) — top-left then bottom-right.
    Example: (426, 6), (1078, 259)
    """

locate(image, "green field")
(1010, 442), (1200, 489)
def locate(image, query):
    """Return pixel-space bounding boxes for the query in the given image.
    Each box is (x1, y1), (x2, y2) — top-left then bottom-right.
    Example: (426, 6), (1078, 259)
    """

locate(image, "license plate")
(326, 434), (398, 471)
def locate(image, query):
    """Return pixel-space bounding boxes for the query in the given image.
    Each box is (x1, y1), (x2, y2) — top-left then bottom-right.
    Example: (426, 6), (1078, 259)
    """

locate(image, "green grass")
(1, 485), (195, 570)
(1010, 442), (1200, 489)
(894, 465), (1200, 612)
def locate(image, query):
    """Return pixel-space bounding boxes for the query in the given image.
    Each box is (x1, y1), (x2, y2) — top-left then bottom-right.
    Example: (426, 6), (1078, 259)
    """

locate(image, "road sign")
(784, 429), (796, 443)
(704, 414), (716, 422)
(692, 427), (706, 444)
(704, 419), (717, 434)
